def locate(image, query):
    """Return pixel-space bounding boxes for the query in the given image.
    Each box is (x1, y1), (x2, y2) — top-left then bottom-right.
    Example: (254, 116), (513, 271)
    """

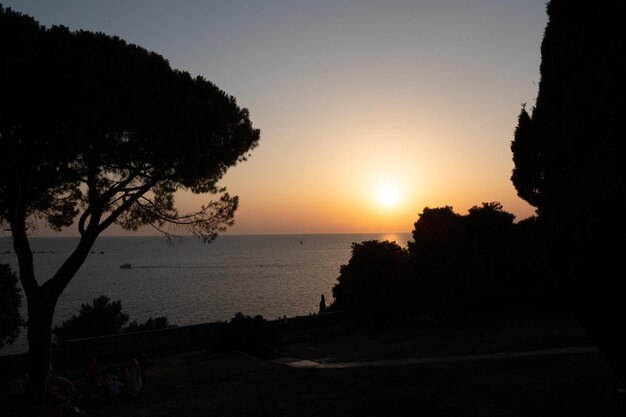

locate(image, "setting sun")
(376, 183), (401, 208)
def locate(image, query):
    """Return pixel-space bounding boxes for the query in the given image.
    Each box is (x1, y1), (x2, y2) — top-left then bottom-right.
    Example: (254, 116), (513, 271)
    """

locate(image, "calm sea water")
(0, 233), (411, 355)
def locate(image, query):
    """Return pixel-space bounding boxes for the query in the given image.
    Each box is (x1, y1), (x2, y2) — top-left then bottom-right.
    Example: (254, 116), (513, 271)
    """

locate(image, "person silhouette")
(319, 294), (326, 314)
(128, 358), (143, 396)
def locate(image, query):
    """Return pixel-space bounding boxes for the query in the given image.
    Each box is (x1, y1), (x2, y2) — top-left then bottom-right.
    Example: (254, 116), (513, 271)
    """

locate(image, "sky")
(3, 1), (548, 236)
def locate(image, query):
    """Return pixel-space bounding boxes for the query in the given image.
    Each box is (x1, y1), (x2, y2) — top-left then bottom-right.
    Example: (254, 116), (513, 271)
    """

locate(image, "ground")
(2, 309), (625, 417)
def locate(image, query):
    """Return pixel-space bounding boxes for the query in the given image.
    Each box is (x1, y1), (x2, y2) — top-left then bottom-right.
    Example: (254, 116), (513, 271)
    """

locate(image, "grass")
(274, 308), (592, 361)
(2, 308), (624, 417)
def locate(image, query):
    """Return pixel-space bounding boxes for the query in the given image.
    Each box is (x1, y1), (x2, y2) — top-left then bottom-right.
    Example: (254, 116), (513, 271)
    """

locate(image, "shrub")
(53, 295), (172, 343)
(124, 316), (171, 333)
(210, 312), (278, 359)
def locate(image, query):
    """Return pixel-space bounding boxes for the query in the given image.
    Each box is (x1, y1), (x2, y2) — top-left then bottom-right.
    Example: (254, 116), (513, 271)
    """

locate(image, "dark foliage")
(1, 6), (259, 239)
(332, 240), (410, 321)
(462, 203), (517, 304)
(507, 215), (554, 306)
(408, 206), (468, 274)
(511, 107), (543, 209)
(0, 263), (23, 349)
(53, 296), (129, 342)
(0, 5), (258, 401)
(124, 316), (171, 333)
(331, 203), (554, 320)
(53, 295), (172, 343)
(210, 313), (278, 359)
(510, 1), (626, 381)
(407, 203), (523, 313)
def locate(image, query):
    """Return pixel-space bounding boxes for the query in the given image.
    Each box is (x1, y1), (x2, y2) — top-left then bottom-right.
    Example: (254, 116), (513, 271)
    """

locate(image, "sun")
(376, 183), (401, 208)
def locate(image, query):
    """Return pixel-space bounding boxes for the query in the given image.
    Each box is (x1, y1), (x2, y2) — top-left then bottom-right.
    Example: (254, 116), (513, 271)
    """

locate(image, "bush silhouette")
(53, 295), (171, 343)
(124, 316), (171, 333)
(210, 313), (278, 359)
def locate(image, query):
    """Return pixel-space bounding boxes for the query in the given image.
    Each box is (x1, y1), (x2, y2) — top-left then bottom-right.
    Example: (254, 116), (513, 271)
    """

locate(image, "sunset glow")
(5, 1), (547, 236)
(376, 183), (401, 208)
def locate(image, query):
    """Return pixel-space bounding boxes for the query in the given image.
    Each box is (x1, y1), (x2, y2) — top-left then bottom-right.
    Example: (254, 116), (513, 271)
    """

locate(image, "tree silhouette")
(53, 296), (130, 343)
(332, 240), (409, 322)
(0, 6), (259, 401)
(408, 206), (468, 282)
(408, 204), (520, 313)
(464, 202), (515, 260)
(510, 1), (626, 382)
(331, 204), (553, 320)
(53, 295), (171, 343)
(511, 107), (543, 210)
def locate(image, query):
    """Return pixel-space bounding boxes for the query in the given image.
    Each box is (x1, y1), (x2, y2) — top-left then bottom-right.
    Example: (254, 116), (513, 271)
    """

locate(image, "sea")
(0, 232), (411, 356)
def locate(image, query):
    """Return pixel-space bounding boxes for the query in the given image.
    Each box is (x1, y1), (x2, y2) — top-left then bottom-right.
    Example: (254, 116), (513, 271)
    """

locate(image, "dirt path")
(274, 346), (600, 369)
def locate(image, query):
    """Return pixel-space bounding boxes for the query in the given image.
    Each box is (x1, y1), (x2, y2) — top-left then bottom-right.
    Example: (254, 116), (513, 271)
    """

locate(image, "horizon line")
(1, 231), (414, 239)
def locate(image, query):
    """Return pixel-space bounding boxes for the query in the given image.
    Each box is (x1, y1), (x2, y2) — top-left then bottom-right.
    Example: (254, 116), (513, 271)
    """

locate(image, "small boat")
(120, 263), (132, 269)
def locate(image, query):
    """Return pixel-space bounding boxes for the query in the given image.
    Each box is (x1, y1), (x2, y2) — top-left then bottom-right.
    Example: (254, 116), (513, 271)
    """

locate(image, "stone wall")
(0, 311), (344, 375)
(63, 321), (226, 364)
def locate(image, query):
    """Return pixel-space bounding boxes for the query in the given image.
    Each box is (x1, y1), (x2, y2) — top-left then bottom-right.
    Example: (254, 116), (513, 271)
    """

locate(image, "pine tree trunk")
(24, 291), (57, 403)
(20, 236), (98, 404)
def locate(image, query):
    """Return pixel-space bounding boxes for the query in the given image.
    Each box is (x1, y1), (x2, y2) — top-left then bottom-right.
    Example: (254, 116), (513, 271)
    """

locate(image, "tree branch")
(97, 177), (160, 233)
(77, 207), (91, 236)
(133, 193), (237, 242)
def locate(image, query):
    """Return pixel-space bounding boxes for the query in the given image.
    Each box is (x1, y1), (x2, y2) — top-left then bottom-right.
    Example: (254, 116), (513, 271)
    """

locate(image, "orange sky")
(5, 1), (546, 236)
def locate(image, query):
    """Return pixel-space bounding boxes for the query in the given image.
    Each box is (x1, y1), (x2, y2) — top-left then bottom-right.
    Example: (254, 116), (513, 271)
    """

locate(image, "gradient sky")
(3, 1), (548, 235)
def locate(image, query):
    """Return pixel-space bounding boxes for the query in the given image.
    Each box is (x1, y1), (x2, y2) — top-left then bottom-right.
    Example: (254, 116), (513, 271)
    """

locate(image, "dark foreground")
(2, 309), (625, 417)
